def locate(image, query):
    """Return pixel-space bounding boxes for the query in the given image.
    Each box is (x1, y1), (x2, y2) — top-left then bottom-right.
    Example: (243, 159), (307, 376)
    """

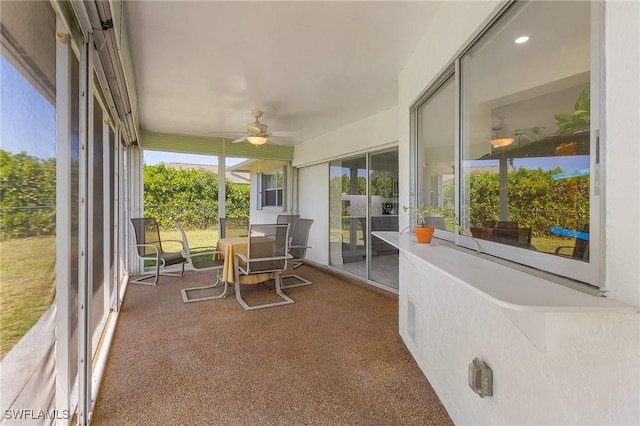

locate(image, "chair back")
(572, 223), (590, 260)
(175, 222), (191, 256)
(130, 217), (163, 256)
(277, 214), (300, 229)
(290, 218), (313, 260)
(247, 223), (290, 273)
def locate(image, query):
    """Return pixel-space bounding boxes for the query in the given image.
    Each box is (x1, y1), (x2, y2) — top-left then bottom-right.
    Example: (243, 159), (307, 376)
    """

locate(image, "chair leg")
(181, 272), (228, 303)
(280, 262), (312, 289)
(130, 259), (185, 286)
(129, 256), (160, 285)
(280, 274), (312, 289)
(129, 273), (159, 286)
(234, 272), (295, 311)
(159, 261), (185, 278)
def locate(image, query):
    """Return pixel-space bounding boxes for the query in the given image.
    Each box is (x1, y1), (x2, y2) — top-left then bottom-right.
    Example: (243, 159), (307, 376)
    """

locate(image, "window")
(416, 73), (457, 233)
(413, 0), (600, 286)
(258, 168), (285, 209)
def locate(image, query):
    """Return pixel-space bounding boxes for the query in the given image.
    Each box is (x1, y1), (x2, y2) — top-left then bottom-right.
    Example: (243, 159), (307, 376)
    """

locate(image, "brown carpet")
(91, 265), (452, 425)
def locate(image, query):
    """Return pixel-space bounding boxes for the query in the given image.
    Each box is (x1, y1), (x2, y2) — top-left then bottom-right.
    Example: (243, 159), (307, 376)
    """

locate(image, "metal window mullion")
(454, 59), (462, 246)
(55, 16), (72, 424)
(365, 153), (371, 281)
(77, 33), (93, 426)
(103, 120), (112, 315)
(591, 0), (605, 289)
(87, 79), (99, 357)
(114, 126), (122, 312)
(409, 102), (418, 232)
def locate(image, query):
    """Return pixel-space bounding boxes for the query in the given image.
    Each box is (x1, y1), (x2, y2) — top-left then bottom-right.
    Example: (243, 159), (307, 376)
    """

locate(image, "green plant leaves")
(555, 89), (590, 135)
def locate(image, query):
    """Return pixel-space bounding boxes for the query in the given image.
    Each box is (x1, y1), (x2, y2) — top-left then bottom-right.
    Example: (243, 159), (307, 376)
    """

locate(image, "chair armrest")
(188, 246), (218, 252)
(554, 246), (573, 257)
(183, 250), (224, 260)
(164, 239), (186, 249)
(235, 253), (292, 263)
(131, 244), (160, 259)
(131, 243), (160, 253)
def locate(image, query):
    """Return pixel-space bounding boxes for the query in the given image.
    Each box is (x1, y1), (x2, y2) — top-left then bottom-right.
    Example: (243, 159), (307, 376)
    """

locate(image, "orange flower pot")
(415, 226), (435, 243)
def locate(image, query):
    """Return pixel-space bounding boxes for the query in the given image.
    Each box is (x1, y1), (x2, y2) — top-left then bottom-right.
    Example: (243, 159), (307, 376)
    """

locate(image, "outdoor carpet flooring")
(91, 265), (452, 425)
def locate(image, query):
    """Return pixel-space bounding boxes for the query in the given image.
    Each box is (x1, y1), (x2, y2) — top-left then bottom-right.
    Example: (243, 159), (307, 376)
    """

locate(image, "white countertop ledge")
(373, 231), (639, 314)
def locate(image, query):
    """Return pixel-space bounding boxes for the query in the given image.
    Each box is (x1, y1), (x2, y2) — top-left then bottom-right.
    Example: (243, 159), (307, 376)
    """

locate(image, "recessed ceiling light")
(515, 36), (529, 44)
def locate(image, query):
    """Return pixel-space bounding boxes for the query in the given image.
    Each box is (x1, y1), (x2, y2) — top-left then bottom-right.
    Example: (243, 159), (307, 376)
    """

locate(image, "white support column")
(126, 146), (144, 275)
(287, 161), (294, 213)
(218, 153), (226, 238)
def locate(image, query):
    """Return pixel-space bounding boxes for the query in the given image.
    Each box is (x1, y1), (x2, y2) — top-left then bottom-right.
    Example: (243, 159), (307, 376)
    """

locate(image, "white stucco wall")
(397, 1), (640, 424)
(293, 106), (398, 167)
(297, 163), (329, 265)
(604, 1), (640, 306)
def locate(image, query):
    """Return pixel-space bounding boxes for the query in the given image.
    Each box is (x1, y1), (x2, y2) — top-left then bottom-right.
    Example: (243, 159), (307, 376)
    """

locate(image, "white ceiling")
(124, 1), (440, 146)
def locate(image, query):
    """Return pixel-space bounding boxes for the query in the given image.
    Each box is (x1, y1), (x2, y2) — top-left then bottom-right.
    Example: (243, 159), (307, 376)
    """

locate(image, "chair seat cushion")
(160, 251), (186, 266)
(193, 258), (224, 270)
(250, 259), (286, 272)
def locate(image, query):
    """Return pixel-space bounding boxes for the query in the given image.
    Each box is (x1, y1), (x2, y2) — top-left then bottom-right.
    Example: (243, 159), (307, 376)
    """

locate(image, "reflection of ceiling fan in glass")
(233, 109), (273, 145)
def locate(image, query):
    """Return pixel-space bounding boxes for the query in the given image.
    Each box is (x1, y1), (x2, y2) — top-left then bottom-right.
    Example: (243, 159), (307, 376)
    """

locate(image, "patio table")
(216, 236), (276, 284)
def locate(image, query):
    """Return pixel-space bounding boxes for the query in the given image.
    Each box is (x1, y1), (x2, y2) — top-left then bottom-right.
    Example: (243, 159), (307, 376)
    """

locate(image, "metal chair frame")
(234, 223), (294, 310)
(175, 223), (227, 303)
(282, 218), (314, 289)
(129, 217), (185, 285)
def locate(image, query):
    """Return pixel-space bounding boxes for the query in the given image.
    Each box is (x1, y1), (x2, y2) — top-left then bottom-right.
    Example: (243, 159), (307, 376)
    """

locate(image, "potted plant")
(403, 203), (437, 243)
(403, 204), (482, 252)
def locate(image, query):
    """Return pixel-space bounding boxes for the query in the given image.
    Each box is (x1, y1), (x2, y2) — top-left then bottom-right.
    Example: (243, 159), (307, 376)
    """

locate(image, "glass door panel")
(329, 156), (367, 278)
(368, 149), (399, 289)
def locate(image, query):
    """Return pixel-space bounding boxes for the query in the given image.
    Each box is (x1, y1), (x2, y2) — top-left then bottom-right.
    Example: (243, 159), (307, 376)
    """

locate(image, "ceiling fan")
(232, 109), (273, 146)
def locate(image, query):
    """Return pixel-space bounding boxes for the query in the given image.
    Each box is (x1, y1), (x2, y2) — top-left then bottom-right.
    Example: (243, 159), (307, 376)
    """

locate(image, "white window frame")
(257, 167), (286, 211)
(411, 0), (603, 288)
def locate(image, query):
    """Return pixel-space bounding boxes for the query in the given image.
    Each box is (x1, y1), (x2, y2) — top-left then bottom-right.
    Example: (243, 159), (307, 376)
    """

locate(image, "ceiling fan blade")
(232, 136), (247, 143)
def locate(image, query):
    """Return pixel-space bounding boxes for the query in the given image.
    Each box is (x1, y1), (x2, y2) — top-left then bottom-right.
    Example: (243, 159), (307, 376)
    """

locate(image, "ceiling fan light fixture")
(247, 135), (268, 145)
(490, 126), (514, 148)
(490, 137), (514, 147)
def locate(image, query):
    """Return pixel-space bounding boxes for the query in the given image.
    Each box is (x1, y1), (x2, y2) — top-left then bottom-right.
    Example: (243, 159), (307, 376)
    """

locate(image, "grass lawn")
(531, 235), (576, 254)
(159, 227), (220, 252)
(0, 235), (56, 359)
(0, 227), (245, 359)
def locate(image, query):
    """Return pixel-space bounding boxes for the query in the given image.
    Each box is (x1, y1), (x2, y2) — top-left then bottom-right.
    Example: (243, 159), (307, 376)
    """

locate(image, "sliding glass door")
(328, 148), (399, 290)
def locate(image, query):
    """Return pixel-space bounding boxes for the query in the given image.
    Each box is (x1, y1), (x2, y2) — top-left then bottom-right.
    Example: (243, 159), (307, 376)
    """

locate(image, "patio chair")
(275, 214), (299, 241)
(234, 223), (294, 310)
(277, 214), (300, 229)
(221, 216), (249, 238)
(129, 217), (186, 285)
(176, 222), (227, 303)
(554, 223), (590, 261)
(281, 218), (314, 289)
